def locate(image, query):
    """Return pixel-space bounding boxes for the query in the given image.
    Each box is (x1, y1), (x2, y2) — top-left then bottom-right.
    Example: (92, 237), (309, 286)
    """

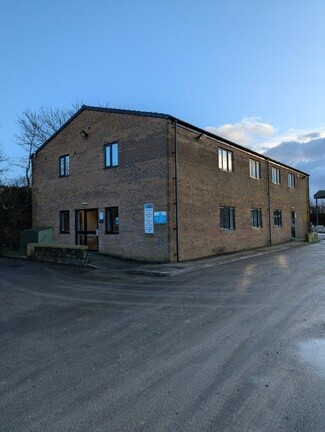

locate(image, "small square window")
(105, 143), (118, 168)
(59, 155), (70, 177)
(106, 207), (119, 234)
(220, 206), (235, 230)
(60, 210), (70, 233)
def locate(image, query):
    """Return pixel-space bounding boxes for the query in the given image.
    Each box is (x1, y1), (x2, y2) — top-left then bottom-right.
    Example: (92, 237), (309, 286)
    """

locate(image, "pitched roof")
(35, 105), (309, 176)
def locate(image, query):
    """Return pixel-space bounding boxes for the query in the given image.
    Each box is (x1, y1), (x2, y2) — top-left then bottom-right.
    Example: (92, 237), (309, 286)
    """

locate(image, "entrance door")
(76, 209), (98, 251)
(291, 208), (296, 238)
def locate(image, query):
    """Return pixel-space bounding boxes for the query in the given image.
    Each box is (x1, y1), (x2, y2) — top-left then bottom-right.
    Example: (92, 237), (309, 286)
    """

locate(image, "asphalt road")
(1, 242), (325, 432)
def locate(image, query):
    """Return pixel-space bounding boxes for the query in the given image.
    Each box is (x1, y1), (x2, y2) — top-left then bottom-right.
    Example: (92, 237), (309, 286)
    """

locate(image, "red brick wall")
(32, 110), (171, 262)
(173, 123), (309, 261)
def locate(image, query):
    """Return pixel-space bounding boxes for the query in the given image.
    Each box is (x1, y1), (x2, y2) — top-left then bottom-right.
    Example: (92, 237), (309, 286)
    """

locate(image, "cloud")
(205, 117), (325, 198)
(206, 117), (277, 147)
(298, 132), (320, 140)
(265, 137), (325, 166)
(264, 138), (325, 197)
(206, 118), (325, 153)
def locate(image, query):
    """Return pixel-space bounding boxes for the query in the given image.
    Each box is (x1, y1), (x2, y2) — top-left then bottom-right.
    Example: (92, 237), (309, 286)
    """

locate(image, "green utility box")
(20, 227), (54, 250)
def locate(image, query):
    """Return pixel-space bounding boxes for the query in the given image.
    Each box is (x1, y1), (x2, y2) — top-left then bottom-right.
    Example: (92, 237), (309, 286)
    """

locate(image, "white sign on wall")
(144, 203), (154, 234)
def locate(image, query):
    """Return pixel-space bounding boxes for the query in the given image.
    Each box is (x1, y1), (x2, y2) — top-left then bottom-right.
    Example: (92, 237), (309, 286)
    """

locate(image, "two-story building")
(32, 106), (310, 262)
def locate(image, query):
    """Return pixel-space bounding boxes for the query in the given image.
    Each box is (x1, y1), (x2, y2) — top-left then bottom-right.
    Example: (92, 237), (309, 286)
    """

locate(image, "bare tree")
(0, 143), (8, 184)
(15, 102), (82, 186)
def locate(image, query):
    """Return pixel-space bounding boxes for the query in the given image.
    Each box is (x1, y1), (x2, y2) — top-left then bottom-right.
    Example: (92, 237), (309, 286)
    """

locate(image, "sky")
(1, 0), (325, 198)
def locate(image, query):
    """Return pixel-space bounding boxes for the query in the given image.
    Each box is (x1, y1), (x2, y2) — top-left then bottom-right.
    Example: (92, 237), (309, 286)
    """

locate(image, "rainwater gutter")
(173, 119), (180, 262)
(266, 158), (272, 245)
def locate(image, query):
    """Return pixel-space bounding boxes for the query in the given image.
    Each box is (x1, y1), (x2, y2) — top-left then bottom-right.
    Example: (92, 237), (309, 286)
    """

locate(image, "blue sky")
(1, 0), (325, 196)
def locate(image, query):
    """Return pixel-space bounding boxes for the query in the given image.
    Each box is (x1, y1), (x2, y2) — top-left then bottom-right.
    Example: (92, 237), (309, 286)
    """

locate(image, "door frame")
(75, 208), (98, 251)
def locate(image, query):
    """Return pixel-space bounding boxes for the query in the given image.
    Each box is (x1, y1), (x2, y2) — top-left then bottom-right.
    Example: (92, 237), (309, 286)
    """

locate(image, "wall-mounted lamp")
(80, 130), (89, 138)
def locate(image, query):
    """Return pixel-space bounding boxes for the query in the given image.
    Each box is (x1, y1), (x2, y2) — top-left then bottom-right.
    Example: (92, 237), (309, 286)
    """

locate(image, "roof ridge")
(80, 105), (171, 119)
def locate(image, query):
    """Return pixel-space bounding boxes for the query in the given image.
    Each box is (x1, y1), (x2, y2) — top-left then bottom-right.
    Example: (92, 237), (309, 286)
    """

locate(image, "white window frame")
(105, 142), (119, 168)
(218, 148), (233, 172)
(272, 167), (281, 184)
(249, 159), (261, 179)
(288, 173), (295, 188)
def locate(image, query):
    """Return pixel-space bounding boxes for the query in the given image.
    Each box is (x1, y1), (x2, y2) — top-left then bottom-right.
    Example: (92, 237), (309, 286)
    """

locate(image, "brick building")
(32, 106), (310, 262)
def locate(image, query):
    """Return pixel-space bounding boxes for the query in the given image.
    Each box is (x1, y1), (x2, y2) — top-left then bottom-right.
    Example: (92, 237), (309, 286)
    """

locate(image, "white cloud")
(206, 117), (277, 147)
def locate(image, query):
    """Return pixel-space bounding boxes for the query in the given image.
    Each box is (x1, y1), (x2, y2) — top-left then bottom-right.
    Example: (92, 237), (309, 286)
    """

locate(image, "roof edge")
(33, 105), (309, 177)
(172, 117), (309, 177)
(34, 105), (172, 155)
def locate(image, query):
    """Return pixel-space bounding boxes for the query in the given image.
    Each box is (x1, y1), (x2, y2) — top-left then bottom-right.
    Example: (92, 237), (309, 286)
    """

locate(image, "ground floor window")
(220, 206), (235, 230)
(251, 208), (262, 228)
(60, 210), (70, 233)
(106, 207), (119, 234)
(273, 210), (282, 227)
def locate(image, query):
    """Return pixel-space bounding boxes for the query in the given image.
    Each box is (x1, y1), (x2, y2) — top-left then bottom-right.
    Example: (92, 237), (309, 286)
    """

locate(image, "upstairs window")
(218, 148), (233, 172)
(106, 207), (119, 234)
(249, 159), (261, 179)
(273, 210), (282, 227)
(60, 210), (70, 233)
(288, 173), (295, 188)
(59, 155), (70, 177)
(251, 208), (262, 228)
(272, 167), (280, 184)
(220, 206), (235, 230)
(105, 143), (118, 168)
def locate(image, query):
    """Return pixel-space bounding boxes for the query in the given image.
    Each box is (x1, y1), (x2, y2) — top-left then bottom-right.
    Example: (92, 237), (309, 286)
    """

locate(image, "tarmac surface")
(4, 238), (320, 276)
(88, 239), (310, 276)
(1, 239), (325, 431)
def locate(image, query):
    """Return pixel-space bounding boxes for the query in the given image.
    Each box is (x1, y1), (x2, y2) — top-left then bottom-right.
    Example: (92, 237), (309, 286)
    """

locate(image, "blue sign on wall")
(154, 211), (167, 224)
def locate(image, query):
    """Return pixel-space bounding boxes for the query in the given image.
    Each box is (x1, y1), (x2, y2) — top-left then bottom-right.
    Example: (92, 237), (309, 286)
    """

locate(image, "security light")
(80, 130), (89, 138)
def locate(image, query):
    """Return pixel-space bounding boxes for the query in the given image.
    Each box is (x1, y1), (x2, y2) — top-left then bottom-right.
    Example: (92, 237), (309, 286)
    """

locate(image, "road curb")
(126, 242), (308, 277)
